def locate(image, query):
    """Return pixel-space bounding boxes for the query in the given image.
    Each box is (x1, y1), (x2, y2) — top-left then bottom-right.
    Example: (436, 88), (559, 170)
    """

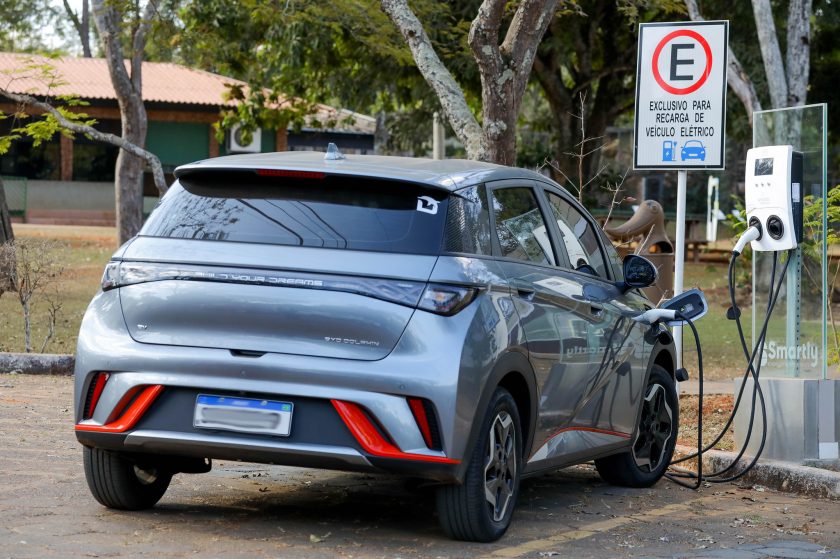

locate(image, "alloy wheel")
(632, 383), (673, 472)
(484, 411), (517, 522)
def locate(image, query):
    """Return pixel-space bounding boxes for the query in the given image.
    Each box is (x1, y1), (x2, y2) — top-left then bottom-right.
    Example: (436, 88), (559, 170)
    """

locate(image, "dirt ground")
(678, 394), (737, 451)
(2, 374), (840, 559)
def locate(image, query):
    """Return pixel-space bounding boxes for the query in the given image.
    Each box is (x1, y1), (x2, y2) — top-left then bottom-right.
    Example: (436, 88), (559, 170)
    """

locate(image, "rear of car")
(74, 163), (503, 487)
(73, 152), (677, 543)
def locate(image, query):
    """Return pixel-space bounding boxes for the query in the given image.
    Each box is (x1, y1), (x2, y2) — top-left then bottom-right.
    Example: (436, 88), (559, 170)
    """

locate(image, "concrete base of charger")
(733, 377), (840, 463)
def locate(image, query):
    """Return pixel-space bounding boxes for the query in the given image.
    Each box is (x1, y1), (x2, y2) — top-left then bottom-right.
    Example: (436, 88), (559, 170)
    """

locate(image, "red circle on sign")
(652, 29), (712, 95)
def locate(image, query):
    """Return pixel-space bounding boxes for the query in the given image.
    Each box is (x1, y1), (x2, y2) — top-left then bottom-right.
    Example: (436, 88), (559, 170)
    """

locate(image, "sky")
(43, 0), (87, 54)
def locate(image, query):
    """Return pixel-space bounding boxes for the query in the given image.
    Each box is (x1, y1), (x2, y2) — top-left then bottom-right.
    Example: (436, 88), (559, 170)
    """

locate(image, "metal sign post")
(674, 170), (687, 360)
(634, 21), (729, 370)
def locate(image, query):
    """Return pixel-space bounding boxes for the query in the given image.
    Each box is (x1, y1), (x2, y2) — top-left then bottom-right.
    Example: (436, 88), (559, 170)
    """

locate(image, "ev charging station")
(733, 104), (837, 463)
(634, 19), (835, 479)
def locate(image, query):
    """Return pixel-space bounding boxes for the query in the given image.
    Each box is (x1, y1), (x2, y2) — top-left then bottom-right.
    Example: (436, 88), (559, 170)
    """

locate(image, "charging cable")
(665, 244), (790, 487)
(633, 222), (791, 488)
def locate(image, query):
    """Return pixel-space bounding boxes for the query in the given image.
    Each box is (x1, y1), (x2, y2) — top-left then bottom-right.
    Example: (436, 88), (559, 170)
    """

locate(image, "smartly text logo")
(760, 340), (820, 368)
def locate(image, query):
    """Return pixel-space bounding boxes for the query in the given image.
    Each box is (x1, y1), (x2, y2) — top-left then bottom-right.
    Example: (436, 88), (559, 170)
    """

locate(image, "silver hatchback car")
(74, 152), (678, 542)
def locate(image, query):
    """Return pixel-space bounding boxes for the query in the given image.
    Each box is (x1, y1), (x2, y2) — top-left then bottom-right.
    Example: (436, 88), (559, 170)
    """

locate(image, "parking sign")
(634, 21), (728, 170)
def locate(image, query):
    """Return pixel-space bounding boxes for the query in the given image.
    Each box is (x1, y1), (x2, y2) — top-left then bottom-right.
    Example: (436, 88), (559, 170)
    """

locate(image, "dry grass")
(677, 393), (736, 451)
(0, 225), (114, 354)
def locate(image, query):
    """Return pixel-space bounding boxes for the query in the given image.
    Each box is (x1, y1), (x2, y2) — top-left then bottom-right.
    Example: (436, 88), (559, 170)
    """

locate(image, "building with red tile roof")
(0, 52), (375, 184)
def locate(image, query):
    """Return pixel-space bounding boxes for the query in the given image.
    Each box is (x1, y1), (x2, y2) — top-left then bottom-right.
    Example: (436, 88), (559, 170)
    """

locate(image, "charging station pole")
(673, 170), (687, 367)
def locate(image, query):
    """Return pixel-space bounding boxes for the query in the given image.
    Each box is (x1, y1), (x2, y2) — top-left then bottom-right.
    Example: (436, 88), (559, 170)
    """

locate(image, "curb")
(0, 353), (74, 375)
(676, 444), (840, 500)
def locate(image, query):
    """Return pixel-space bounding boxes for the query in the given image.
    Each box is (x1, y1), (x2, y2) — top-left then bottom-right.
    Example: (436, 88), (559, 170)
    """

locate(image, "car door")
(535, 184), (650, 458)
(486, 181), (626, 471)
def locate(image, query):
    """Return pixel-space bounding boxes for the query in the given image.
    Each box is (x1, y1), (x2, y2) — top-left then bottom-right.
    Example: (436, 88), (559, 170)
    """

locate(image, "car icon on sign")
(681, 140), (706, 161)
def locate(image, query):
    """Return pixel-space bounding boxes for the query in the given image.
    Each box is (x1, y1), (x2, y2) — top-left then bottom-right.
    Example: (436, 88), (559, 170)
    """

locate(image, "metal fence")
(1, 176), (26, 216)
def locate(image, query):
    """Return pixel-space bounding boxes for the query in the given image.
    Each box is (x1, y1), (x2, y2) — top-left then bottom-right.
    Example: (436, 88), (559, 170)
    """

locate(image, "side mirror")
(620, 254), (658, 292)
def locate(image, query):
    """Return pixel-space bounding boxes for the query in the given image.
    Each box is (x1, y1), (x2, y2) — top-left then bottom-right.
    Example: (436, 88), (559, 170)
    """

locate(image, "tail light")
(255, 169), (325, 179)
(100, 261), (427, 308)
(417, 284), (477, 316)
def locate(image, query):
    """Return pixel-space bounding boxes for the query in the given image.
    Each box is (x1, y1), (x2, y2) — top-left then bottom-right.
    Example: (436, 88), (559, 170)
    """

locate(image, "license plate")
(194, 395), (293, 437)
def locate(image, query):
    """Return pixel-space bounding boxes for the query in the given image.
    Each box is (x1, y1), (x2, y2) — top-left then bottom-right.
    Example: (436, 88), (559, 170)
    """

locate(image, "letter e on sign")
(634, 21), (728, 170)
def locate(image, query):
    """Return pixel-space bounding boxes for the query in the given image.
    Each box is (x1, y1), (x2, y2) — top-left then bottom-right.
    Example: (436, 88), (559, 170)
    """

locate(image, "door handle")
(515, 287), (536, 301)
(589, 305), (604, 317)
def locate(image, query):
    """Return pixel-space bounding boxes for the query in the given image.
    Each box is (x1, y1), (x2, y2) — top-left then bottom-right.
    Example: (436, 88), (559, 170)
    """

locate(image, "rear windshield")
(140, 173), (449, 255)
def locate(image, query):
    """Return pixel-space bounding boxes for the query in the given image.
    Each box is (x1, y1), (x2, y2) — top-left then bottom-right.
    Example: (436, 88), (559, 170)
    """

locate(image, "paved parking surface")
(2, 374), (840, 559)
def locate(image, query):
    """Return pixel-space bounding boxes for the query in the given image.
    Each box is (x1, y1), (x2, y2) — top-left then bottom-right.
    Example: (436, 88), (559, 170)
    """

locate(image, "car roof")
(684, 140), (703, 145)
(174, 151), (551, 192)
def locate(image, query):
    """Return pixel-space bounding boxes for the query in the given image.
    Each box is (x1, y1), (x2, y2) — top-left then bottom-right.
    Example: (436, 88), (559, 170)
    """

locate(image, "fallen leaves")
(310, 532), (331, 543)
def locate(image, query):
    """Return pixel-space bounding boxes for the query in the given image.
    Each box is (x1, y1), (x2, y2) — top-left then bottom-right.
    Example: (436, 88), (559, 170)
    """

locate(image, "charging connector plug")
(632, 308), (678, 325)
(732, 224), (762, 256)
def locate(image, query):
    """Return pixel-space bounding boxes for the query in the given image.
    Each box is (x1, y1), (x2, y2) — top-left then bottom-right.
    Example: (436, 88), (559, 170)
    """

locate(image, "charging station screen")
(755, 158), (774, 176)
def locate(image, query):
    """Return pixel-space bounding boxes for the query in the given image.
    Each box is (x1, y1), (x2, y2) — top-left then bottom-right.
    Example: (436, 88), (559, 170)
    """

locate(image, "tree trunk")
(92, 0), (154, 245)
(382, 0), (558, 165)
(0, 177), (13, 244)
(752, 0), (789, 109)
(480, 101), (518, 165)
(786, 0), (812, 106)
(685, 0), (763, 122)
(115, 100), (148, 243)
(23, 298), (31, 353)
(0, 178), (14, 298)
(81, 0), (92, 58)
(64, 0), (93, 58)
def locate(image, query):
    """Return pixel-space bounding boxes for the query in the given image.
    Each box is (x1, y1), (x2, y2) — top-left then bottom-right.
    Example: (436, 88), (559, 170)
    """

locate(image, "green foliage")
(174, 0), (481, 152)
(804, 183), (840, 246)
(524, 0), (683, 192)
(0, 60), (97, 156)
(0, 0), (61, 53)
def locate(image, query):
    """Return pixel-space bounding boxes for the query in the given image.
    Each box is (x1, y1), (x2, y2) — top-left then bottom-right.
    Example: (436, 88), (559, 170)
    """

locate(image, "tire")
(83, 447), (172, 510)
(436, 387), (522, 542)
(595, 365), (678, 487)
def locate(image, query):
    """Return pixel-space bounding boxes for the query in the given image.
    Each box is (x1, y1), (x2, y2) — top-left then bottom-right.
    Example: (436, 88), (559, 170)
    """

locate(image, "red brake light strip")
(75, 385), (164, 433)
(256, 169), (325, 179)
(331, 400), (458, 464)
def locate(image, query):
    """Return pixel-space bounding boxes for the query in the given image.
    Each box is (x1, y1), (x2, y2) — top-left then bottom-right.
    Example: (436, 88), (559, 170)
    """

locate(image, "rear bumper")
(75, 382), (461, 481)
(77, 429), (372, 470)
(75, 429), (461, 481)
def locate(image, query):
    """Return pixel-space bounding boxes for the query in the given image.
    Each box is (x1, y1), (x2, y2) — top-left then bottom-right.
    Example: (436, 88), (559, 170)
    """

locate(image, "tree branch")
(500, 0), (559, 93)
(468, 0), (505, 80)
(381, 0), (482, 158)
(92, 0), (137, 100)
(131, 1), (157, 92)
(0, 89), (167, 195)
(685, 0), (762, 121)
(62, 0), (84, 43)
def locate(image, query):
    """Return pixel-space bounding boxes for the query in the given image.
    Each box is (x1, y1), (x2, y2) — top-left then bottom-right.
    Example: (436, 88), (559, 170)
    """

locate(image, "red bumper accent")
(331, 400), (459, 464)
(75, 385), (164, 433)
